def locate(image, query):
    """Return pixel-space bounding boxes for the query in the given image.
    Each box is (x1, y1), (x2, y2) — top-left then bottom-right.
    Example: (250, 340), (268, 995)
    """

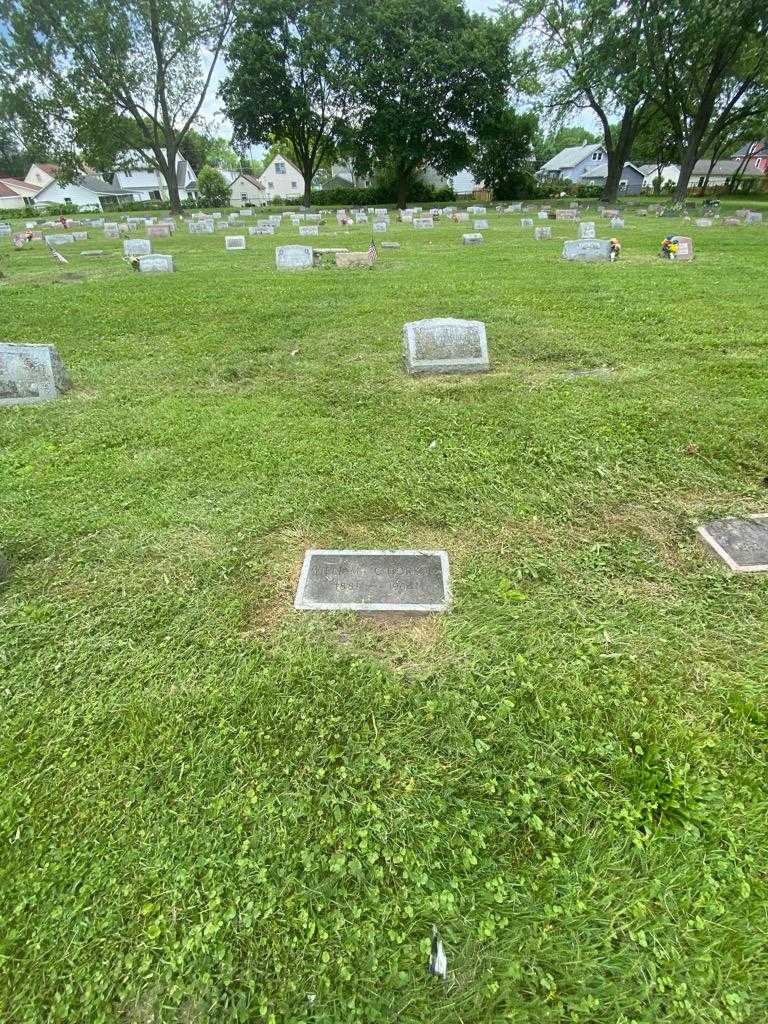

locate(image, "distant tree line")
(0, 0), (766, 207)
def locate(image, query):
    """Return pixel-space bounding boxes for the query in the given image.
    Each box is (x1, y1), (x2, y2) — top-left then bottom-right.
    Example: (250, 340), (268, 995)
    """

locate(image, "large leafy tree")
(343, 0), (516, 208)
(474, 106), (538, 199)
(644, 0), (768, 200)
(0, 0), (235, 212)
(221, 0), (352, 206)
(521, 0), (655, 201)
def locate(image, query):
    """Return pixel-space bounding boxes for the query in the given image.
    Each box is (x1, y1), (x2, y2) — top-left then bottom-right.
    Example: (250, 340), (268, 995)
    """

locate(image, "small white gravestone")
(413, 217), (434, 229)
(275, 245), (313, 270)
(104, 224), (120, 238)
(695, 218), (713, 228)
(537, 211), (550, 221)
(241, 209), (254, 217)
(520, 218), (534, 227)
(354, 212), (368, 224)
(306, 213), (321, 223)
(0, 223), (12, 236)
(71, 231), (88, 242)
(463, 233), (483, 245)
(189, 220), (214, 234)
(211, 212), (222, 219)
(610, 217), (625, 229)
(124, 239), (151, 257)
(374, 208), (388, 217)
(534, 226), (552, 240)
(0, 342), (71, 406)
(745, 211), (763, 224)
(373, 221), (388, 232)
(403, 318), (489, 375)
(299, 225), (319, 236)
(147, 224), (171, 238)
(138, 254), (174, 273)
(225, 235), (246, 250)
(44, 234), (75, 245)
(474, 219), (489, 230)
(579, 221), (596, 239)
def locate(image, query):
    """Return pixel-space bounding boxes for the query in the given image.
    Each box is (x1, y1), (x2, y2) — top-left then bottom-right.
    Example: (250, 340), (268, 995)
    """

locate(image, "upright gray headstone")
(0, 342), (71, 406)
(520, 218), (534, 228)
(275, 245), (314, 270)
(462, 233), (483, 245)
(138, 254), (174, 273)
(44, 234), (75, 245)
(403, 318), (489, 375)
(124, 238), (151, 257)
(225, 235), (246, 250)
(473, 219), (489, 230)
(745, 212), (763, 224)
(534, 226), (552, 240)
(579, 221), (596, 239)
(299, 225), (319, 237)
(562, 238), (612, 262)
(294, 549), (451, 612)
(373, 221), (388, 233)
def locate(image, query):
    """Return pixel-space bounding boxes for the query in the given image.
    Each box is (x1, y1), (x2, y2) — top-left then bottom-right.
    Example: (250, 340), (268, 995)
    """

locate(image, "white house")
(24, 163), (59, 189)
(260, 153), (304, 199)
(637, 164), (680, 189)
(536, 143), (606, 183)
(229, 172), (267, 207)
(34, 172), (126, 211)
(114, 153), (198, 201)
(0, 176), (40, 209)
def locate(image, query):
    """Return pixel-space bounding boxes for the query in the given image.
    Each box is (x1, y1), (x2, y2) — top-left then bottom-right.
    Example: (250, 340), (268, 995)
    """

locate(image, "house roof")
(231, 172), (265, 190)
(538, 143), (602, 172)
(691, 158), (765, 177)
(0, 180), (21, 198)
(0, 176), (41, 194)
(263, 153), (303, 179)
(582, 161), (643, 181)
(35, 172), (126, 198)
(36, 163), (59, 174)
(733, 139), (768, 159)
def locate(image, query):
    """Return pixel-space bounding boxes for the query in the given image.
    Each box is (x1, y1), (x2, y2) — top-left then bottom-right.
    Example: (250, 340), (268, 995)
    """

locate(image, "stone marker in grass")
(381, 242), (401, 249)
(695, 218), (712, 228)
(44, 233), (75, 245)
(521, 218), (534, 227)
(697, 516), (768, 572)
(124, 238), (151, 257)
(294, 549), (451, 612)
(610, 217), (625, 229)
(373, 221), (388, 232)
(225, 235), (246, 250)
(745, 212), (763, 224)
(138, 254), (174, 273)
(463, 233), (483, 245)
(403, 318), (489, 375)
(579, 221), (596, 239)
(148, 224), (171, 238)
(534, 226), (552, 240)
(562, 238), (612, 262)
(474, 219), (489, 230)
(0, 223), (11, 236)
(672, 236), (694, 260)
(188, 220), (214, 234)
(413, 217), (434, 229)
(299, 225), (319, 237)
(276, 245), (313, 270)
(0, 341), (71, 406)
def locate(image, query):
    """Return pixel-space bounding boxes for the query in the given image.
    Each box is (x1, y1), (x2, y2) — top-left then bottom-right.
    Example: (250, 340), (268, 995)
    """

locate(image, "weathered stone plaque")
(45, 233), (75, 245)
(138, 254), (174, 273)
(0, 342), (71, 406)
(299, 225), (319, 236)
(294, 549), (451, 612)
(745, 212), (763, 224)
(537, 211), (550, 221)
(104, 224), (120, 238)
(610, 217), (625, 229)
(695, 218), (712, 228)
(373, 221), (388, 232)
(225, 235), (246, 250)
(0, 223), (11, 236)
(381, 242), (401, 249)
(403, 318), (489, 375)
(562, 238), (612, 262)
(473, 219), (489, 230)
(72, 231), (88, 241)
(147, 224), (171, 237)
(697, 516), (768, 572)
(413, 217), (434, 229)
(579, 221), (596, 239)
(534, 226), (552, 240)
(463, 233), (483, 245)
(354, 213), (368, 224)
(124, 238), (151, 257)
(276, 245), (313, 270)
(555, 209), (578, 221)
(521, 218), (534, 227)
(673, 236), (693, 260)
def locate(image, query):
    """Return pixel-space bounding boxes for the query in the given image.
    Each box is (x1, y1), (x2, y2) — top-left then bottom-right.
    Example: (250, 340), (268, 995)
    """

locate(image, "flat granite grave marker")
(695, 218), (712, 228)
(124, 238), (151, 257)
(463, 233), (483, 245)
(381, 242), (401, 249)
(403, 318), (489, 375)
(299, 225), (319, 236)
(534, 226), (552, 240)
(745, 212), (763, 224)
(562, 238), (612, 262)
(225, 235), (246, 250)
(138, 254), (174, 273)
(188, 220), (214, 234)
(0, 223), (11, 236)
(276, 245), (314, 270)
(373, 221), (388, 232)
(294, 549), (451, 612)
(147, 224), (171, 238)
(579, 221), (596, 239)
(413, 217), (434, 229)
(697, 516), (768, 572)
(0, 342), (71, 406)
(610, 217), (625, 229)
(44, 233), (75, 245)
(473, 219), (489, 230)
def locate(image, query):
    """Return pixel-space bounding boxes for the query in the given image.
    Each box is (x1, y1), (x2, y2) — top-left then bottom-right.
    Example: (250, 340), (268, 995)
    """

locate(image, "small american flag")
(47, 243), (69, 265)
(368, 238), (377, 263)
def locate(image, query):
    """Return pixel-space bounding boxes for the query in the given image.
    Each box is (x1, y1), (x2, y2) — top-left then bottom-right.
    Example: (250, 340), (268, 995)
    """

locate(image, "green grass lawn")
(1, 202), (767, 1023)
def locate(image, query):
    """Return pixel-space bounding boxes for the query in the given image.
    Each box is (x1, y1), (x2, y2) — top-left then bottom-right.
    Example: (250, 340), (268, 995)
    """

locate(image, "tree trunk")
(397, 175), (408, 209)
(673, 142), (701, 201)
(601, 108), (637, 202)
(163, 143), (181, 213)
(302, 167), (313, 208)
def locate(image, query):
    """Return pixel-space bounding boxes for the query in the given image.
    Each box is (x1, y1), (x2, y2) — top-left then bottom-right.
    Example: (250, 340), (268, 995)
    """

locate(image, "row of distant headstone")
(3, 331), (766, 596)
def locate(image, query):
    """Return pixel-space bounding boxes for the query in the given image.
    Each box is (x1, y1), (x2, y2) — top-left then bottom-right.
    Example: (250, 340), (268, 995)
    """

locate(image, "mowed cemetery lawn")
(2, 203), (768, 1023)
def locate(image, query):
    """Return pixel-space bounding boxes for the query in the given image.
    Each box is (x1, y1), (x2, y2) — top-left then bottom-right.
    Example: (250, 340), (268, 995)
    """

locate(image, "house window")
(275, 162), (286, 174)
(64, 197), (72, 205)
(267, 181), (273, 188)
(241, 193), (247, 201)
(619, 180), (628, 192)
(592, 150), (601, 160)
(291, 181), (297, 189)
(698, 177), (705, 187)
